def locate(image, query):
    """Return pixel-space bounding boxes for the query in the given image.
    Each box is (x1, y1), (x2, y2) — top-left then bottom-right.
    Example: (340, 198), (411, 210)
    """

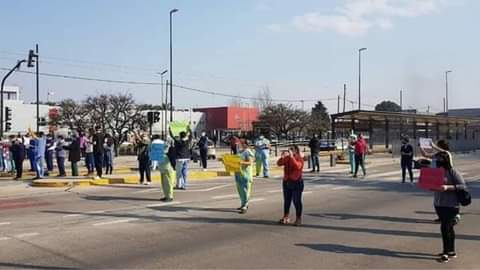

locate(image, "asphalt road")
(1, 154), (479, 269)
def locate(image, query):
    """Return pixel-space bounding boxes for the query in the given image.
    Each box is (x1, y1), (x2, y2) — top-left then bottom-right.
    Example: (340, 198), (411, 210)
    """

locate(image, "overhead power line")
(0, 67), (338, 104)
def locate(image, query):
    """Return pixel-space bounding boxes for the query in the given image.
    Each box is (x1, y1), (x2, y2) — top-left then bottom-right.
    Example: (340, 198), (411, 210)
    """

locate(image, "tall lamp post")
(358, 47), (367, 111)
(157, 70), (168, 139)
(1, 60), (26, 137)
(169, 8), (179, 122)
(445, 70), (452, 114)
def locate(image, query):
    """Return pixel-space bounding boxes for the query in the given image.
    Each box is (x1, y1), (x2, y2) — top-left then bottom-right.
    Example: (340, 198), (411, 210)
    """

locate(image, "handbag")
(452, 174), (472, 206)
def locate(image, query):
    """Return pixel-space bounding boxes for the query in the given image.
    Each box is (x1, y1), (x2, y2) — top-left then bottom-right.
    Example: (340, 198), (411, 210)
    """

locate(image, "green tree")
(309, 101), (330, 135)
(258, 104), (309, 138)
(375, 100), (401, 112)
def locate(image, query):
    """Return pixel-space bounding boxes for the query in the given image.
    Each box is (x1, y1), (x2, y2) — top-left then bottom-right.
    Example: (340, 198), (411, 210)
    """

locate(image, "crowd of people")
(0, 126), (115, 180)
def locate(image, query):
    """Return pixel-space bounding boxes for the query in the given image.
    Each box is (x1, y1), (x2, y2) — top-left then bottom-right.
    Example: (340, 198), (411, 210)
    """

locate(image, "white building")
(3, 85), (51, 135)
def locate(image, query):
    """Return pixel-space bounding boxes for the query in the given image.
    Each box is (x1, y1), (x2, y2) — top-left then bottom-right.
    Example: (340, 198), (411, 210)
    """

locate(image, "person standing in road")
(45, 134), (55, 176)
(30, 131), (46, 180)
(277, 145), (305, 226)
(353, 134), (367, 178)
(212, 134), (218, 148)
(400, 136), (414, 183)
(197, 132), (209, 171)
(420, 140), (467, 262)
(170, 126), (193, 190)
(230, 136), (240, 154)
(92, 126), (105, 179)
(347, 134), (357, 174)
(104, 134), (114, 175)
(308, 134), (321, 173)
(84, 133), (95, 176)
(235, 139), (254, 214)
(150, 135), (175, 202)
(55, 135), (67, 177)
(65, 133), (81, 177)
(10, 137), (25, 180)
(134, 131), (152, 185)
(254, 135), (271, 178)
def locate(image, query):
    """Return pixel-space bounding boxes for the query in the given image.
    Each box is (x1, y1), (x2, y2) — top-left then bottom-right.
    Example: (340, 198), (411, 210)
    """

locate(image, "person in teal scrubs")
(235, 139), (254, 214)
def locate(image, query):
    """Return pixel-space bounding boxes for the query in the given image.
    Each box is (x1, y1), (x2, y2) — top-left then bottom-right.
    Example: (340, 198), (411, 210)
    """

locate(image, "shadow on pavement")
(43, 210), (480, 242)
(0, 262), (79, 270)
(309, 213), (435, 224)
(295, 243), (436, 261)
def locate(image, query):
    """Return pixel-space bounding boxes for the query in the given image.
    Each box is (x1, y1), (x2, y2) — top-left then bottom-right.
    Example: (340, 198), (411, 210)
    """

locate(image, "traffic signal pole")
(1, 60), (26, 138)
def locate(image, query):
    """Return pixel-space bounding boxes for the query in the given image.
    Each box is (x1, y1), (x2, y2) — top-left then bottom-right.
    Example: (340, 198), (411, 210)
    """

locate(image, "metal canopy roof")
(331, 110), (480, 125)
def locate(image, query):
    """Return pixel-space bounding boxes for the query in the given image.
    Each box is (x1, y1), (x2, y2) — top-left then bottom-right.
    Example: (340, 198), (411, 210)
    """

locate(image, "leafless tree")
(253, 86), (273, 112)
(258, 104), (310, 138)
(57, 99), (89, 131)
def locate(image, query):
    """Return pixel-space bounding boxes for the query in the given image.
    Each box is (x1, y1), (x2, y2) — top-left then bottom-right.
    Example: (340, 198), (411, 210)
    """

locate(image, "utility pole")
(400, 90), (403, 111)
(169, 8), (179, 122)
(337, 95), (340, 113)
(343, 84), (346, 112)
(445, 70), (452, 114)
(358, 47), (367, 111)
(443, 98), (446, 113)
(35, 44), (40, 133)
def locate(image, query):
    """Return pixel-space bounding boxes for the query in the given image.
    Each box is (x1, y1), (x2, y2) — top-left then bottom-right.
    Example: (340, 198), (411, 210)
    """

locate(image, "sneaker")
(146, 182), (152, 185)
(454, 214), (461, 225)
(353, 175), (358, 178)
(94, 176), (100, 180)
(438, 254), (449, 263)
(278, 217), (290, 225)
(164, 198), (173, 202)
(143, 182), (149, 186)
(239, 207), (248, 214)
(294, 218), (302, 226)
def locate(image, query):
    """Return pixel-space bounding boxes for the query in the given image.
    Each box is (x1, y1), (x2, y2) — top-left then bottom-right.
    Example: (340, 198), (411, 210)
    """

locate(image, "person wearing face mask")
(10, 137), (25, 180)
(169, 126), (193, 190)
(234, 139), (255, 214)
(254, 135), (271, 178)
(55, 135), (67, 177)
(400, 136), (414, 183)
(64, 133), (81, 177)
(197, 131), (209, 171)
(134, 131), (152, 185)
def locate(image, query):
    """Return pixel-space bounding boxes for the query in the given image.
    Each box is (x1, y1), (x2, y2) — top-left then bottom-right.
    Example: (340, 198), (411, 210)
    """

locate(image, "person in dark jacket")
(133, 131), (151, 185)
(169, 126), (193, 190)
(197, 132), (209, 170)
(65, 134), (81, 177)
(92, 126), (105, 179)
(308, 134), (321, 173)
(10, 137), (25, 180)
(45, 134), (55, 176)
(400, 136), (414, 183)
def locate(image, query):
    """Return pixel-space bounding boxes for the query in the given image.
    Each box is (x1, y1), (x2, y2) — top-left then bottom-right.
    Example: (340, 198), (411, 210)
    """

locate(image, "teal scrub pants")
(235, 173), (253, 207)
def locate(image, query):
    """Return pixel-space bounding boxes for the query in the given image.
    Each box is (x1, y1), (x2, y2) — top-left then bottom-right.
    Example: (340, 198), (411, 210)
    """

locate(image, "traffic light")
(5, 107), (12, 121)
(147, 111), (161, 124)
(38, 117), (47, 126)
(4, 107), (12, 132)
(27, 50), (36, 68)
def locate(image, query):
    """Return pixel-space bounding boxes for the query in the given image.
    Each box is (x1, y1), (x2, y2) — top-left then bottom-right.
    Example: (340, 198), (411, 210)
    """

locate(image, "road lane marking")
(212, 194), (238, 199)
(267, 189), (282, 193)
(146, 201), (182, 207)
(63, 214), (83, 218)
(0, 237), (11, 241)
(89, 210), (105, 214)
(332, 186), (351, 190)
(93, 218), (138, 226)
(133, 189), (161, 194)
(303, 191), (313, 195)
(249, 198), (266, 203)
(0, 222), (11, 226)
(15, 232), (40, 239)
(190, 184), (232, 192)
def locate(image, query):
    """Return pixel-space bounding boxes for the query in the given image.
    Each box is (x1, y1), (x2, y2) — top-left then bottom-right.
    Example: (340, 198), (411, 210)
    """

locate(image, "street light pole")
(445, 70), (452, 114)
(169, 8), (179, 122)
(1, 60), (26, 137)
(358, 48), (367, 111)
(35, 44), (40, 133)
(158, 70), (168, 139)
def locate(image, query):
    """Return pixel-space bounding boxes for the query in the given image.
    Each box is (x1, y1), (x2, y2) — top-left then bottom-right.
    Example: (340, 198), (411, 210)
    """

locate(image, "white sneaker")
(145, 182), (150, 185)
(94, 176), (100, 180)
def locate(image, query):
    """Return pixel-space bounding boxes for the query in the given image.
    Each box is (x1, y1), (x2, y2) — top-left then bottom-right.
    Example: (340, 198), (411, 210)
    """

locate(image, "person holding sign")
(420, 139), (467, 263)
(150, 135), (175, 202)
(169, 125), (193, 190)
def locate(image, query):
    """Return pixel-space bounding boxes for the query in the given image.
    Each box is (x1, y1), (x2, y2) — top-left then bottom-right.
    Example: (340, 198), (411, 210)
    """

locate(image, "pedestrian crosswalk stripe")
(212, 194), (238, 199)
(93, 218), (138, 226)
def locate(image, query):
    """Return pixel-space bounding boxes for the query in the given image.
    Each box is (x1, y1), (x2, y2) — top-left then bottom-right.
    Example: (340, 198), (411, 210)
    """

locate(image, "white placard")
(419, 137), (433, 149)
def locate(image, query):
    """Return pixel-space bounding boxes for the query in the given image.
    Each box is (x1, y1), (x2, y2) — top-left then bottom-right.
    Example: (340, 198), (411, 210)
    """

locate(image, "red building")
(194, 106), (259, 132)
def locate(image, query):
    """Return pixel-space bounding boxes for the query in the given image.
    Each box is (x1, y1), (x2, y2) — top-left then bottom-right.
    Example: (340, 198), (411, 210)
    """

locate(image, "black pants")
(435, 206), (459, 254)
(200, 148), (208, 169)
(139, 159), (151, 183)
(283, 181), (304, 218)
(354, 154), (366, 176)
(311, 152), (320, 171)
(57, 157), (66, 176)
(94, 152), (103, 178)
(401, 157), (413, 182)
(14, 158), (23, 178)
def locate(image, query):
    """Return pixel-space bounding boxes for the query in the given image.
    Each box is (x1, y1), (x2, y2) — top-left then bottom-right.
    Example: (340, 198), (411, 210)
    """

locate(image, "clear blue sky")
(1, 0), (479, 114)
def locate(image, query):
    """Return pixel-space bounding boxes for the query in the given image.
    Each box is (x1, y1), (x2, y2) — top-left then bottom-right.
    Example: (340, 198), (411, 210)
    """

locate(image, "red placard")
(417, 168), (445, 190)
